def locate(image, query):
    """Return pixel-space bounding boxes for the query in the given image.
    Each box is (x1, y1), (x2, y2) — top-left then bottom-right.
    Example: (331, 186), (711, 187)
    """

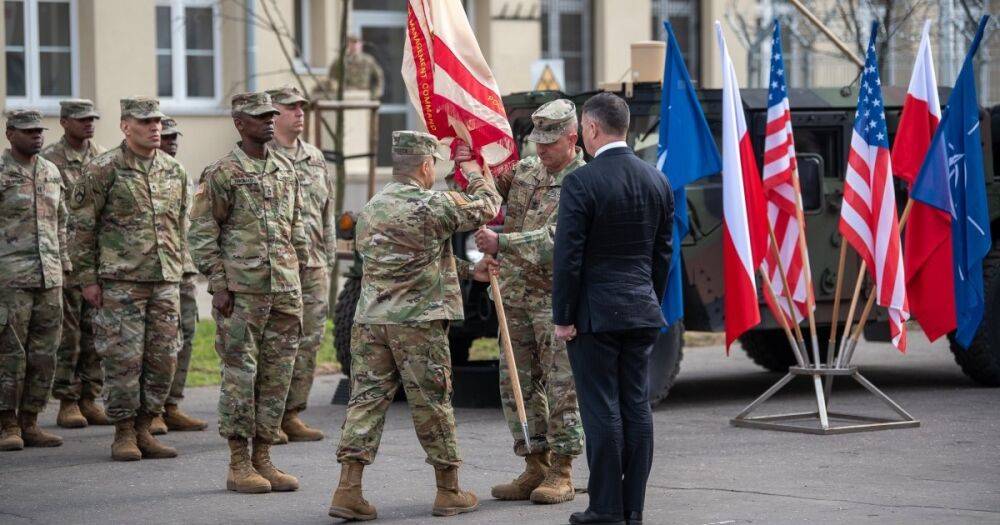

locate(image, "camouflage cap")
(266, 84), (308, 106)
(4, 109), (47, 130)
(120, 97), (166, 120)
(161, 117), (182, 136)
(392, 130), (445, 160)
(527, 99), (578, 144)
(60, 99), (100, 119)
(231, 91), (279, 116)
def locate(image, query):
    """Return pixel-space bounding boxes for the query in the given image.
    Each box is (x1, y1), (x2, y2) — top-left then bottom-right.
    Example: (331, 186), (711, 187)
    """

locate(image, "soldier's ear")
(119, 119), (129, 137)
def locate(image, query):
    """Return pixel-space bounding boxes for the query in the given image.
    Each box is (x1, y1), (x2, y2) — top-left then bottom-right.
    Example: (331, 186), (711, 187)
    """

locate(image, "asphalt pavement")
(1, 336), (998, 524)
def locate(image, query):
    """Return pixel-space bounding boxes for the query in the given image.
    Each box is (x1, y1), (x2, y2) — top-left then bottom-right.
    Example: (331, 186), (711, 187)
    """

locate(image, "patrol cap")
(161, 117), (182, 137)
(526, 99), (578, 144)
(266, 84), (308, 106)
(4, 110), (47, 130)
(60, 99), (100, 119)
(231, 91), (279, 117)
(120, 97), (166, 120)
(347, 32), (361, 43)
(392, 130), (445, 160)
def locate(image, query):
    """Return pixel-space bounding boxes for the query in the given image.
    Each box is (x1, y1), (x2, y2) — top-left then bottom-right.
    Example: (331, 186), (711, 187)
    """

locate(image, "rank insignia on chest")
(73, 187), (85, 204)
(263, 184), (274, 199)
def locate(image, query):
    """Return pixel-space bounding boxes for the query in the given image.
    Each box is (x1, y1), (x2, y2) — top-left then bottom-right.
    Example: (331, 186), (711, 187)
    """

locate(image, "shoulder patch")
(444, 191), (470, 207)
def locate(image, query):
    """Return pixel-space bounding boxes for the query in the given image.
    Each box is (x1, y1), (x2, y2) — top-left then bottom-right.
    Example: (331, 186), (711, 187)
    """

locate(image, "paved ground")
(1, 336), (998, 524)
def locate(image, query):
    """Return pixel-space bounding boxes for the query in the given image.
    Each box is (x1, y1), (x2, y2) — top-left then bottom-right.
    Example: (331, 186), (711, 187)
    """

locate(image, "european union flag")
(657, 21), (722, 327)
(912, 15), (993, 348)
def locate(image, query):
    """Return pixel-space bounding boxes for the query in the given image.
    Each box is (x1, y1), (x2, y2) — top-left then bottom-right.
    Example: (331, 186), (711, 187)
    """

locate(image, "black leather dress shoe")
(569, 510), (626, 525)
(625, 511), (643, 525)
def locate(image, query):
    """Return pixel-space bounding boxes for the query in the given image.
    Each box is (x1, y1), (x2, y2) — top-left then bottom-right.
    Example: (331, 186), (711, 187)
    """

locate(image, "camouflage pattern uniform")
(188, 92), (309, 443)
(267, 86), (336, 415)
(328, 41), (385, 99)
(0, 111), (68, 415)
(495, 100), (584, 457)
(68, 98), (188, 423)
(336, 131), (501, 468)
(41, 99), (106, 403)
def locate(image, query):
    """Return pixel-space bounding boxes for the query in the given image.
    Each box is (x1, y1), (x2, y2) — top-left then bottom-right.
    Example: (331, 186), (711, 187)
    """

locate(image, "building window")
(4, 0), (78, 109)
(540, 0), (592, 93)
(156, 0), (220, 110)
(293, 0), (310, 64)
(651, 0), (700, 84)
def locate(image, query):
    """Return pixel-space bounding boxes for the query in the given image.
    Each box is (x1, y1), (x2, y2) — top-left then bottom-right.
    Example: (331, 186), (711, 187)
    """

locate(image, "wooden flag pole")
(489, 270), (532, 451)
(827, 242), (850, 357)
(758, 269), (806, 368)
(788, 168), (823, 368)
(766, 227), (809, 365)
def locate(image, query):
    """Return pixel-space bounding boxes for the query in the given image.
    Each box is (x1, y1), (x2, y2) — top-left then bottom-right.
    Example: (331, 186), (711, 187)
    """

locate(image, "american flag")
(760, 21), (812, 326)
(838, 23), (909, 351)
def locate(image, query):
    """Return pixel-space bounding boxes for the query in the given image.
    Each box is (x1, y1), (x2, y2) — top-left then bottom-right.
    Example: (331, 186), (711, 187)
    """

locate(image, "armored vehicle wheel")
(740, 327), (833, 373)
(650, 322), (684, 407)
(333, 276), (363, 379)
(948, 252), (1000, 387)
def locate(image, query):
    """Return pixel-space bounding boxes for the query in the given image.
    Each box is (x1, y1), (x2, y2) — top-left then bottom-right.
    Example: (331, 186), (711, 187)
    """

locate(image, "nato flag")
(657, 21), (722, 327)
(911, 15), (992, 348)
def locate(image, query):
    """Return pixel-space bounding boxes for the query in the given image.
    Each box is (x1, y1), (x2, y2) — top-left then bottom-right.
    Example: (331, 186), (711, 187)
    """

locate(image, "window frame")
(651, 0), (700, 84)
(4, 0), (80, 113)
(540, 0), (593, 94)
(156, 0), (223, 114)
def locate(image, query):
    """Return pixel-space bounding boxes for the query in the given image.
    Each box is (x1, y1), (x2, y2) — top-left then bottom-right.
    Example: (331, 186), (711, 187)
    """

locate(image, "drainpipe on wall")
(246, 0), (257, 91)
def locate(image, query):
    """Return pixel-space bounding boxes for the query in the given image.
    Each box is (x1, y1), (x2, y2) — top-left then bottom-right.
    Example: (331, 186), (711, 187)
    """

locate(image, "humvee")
(333, 82), (1000, 405)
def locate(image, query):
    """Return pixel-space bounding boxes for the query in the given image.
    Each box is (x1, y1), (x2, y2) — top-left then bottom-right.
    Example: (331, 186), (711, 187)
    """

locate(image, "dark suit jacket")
(552, 146), (674, 334)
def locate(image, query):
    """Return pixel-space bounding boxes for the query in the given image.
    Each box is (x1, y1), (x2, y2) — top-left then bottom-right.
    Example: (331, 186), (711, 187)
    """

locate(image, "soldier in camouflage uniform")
(189, 92), (308, 494)
(0, 110), (68, 451)
(328, 131), (501, 521)
(328, 34), (385, 100)
(148, 117), (208, 434)
(68, 97), (186, 462)
(41, 99), (110, 430)
(474, 99), (585, 504)
(266, 85), (334, 443)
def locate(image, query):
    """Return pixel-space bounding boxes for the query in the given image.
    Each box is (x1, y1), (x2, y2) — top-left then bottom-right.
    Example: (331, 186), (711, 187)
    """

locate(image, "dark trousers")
(567, 328), (658, 516)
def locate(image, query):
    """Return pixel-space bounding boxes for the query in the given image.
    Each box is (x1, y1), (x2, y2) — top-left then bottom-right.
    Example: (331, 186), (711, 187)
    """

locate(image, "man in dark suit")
(553, 92), (673, 525)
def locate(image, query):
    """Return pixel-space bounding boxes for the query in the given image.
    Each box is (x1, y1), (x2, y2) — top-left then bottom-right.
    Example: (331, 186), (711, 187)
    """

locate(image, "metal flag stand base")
(731, 365), (920, 435)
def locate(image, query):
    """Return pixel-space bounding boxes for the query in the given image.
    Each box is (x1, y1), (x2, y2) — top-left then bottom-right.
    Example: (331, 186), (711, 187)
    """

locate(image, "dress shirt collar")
(594, 140), (629, 158)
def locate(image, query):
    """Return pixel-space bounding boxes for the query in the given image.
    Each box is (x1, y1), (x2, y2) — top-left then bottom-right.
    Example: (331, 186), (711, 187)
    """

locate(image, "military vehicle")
(333, 82), (1000, 406)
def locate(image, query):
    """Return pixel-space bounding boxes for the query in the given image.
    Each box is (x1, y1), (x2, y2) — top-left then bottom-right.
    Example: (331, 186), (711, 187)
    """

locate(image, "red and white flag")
(839, 24), (909, 352)
(761, 21), (812, 328)
(402, 0), (518, 186)
(716, 22), (770, 350)
(897, 21), (955, 341)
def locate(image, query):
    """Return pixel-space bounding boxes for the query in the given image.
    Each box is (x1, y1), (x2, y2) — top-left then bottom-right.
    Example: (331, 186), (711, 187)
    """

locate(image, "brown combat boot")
(78, 397), (111, 425)
(111, 418), (141, 461)
(251, 439), (299, 491)
(328, 461), (377, 521)
(57, 400), (88, 428)
(227, 437), (271, 494)
(0, 410), (24, 451)
(135, 413), (178, 459)
(149, 415), (168, 435)
(432, 466), (479, 517)
(275, 428), (289, 445)
(530, 453), (575, 504)
(163, 403), (207, 431)
(491, 451), (551, 500)
(281, 409), (324, 442)
(18, 411), (62, 447)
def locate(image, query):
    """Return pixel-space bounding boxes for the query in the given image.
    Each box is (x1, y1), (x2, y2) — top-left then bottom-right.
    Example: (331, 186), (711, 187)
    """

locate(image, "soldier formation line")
(1, 89), (591, 520)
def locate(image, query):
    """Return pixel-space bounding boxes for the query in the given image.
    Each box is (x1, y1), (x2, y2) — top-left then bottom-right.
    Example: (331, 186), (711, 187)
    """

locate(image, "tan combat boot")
(149, 415), (168, 435)
(135, 413), (178, 459)
(432, 466), (479, 517)
(163, 403), (207, 431)
(0, 410), (24, 451)
(111, 418), (141, 461)
(275, 428), (289, 445)
(281, 409), (324, 442)
(18, 411), (63, 447)
(530, 453), (575, 504)
(78, 397), (111, 425)
(328, 461), (377, 521)
(57, 400), (88, 428)
(491, 451), (551, 500)
(227, 437), (271, 494)
(251, 438), (299, 491)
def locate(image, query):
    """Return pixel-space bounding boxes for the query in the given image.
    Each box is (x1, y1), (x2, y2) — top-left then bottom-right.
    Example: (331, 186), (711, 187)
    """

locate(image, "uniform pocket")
(92, 308), (122, 358)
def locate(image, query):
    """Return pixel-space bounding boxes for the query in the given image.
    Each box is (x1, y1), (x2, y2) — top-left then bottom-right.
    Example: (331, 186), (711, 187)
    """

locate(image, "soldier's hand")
(82, 284), (102, 309)
(472, 256), (500, 283)
(213, 290), (234, 318)
(475, 227), (500, 255)
(555, 324), (577, 342)
(453, 141), (473, 163)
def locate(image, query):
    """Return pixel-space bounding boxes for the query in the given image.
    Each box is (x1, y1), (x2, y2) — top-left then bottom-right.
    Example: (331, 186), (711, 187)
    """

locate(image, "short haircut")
(392, 153), (431, 176)
(581, 92), (629, 137)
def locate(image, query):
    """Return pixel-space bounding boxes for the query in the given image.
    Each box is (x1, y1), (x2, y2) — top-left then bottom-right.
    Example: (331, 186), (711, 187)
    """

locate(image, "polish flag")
(716, 22), (770, 350)
(898, 21), (955, 341)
